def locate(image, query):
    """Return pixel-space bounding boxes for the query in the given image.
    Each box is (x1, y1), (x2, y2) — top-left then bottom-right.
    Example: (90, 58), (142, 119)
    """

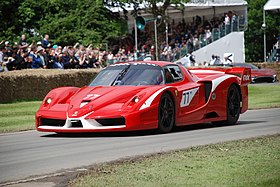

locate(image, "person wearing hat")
(4, 41), (13, 57)
(31, 46), (45, 69)
(37, 41), (42, 46)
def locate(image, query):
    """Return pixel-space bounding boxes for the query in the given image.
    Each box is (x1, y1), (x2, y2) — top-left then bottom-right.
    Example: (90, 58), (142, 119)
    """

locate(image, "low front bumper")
(36, 105), (158, 133)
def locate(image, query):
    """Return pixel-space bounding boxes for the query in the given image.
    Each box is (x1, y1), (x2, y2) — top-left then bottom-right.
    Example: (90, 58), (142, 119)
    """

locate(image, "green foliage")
(0, 0), (126, 46)
(245, 0), (280, 62)
(0, 0), (279, 62)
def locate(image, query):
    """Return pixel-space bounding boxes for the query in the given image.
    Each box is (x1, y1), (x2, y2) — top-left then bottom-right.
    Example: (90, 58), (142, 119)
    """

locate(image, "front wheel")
(157, 93), (175, 133)
(213, 84), (241, 125)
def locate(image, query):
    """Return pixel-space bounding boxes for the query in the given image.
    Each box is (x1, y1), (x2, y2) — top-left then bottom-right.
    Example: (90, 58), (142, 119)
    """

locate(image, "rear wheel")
(157, 93), (175, 133)
(213, 84), (241, 125)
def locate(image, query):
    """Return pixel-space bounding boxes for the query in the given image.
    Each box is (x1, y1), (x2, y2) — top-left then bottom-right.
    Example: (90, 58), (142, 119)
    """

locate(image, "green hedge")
(0, 69), (99, 103)
(0, 62), (279, 103)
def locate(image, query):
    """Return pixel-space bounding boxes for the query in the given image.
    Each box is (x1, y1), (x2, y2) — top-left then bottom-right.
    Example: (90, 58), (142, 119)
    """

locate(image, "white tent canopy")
(264, 0), (280, 11)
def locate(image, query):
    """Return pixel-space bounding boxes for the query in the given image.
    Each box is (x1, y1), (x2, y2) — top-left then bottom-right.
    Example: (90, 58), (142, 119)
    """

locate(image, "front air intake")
(40, 118), (66, 127)
(70, 120), (83, 128)
(96, 117), (125, 126)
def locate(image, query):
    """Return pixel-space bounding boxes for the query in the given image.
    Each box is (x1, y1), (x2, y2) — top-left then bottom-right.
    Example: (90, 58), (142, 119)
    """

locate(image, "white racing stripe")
(140, 86), (172, 110)
(212, 75), (236, 92)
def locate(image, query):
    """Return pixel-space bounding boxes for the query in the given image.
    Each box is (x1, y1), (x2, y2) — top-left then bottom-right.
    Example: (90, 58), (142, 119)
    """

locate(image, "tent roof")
(264, 0), (280, 11)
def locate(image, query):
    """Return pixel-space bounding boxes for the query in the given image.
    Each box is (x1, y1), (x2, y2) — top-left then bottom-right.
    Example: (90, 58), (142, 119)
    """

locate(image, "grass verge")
(0, 101), (41, 133)
(0, 83), (279, 133)
(71, 135), (280, 187)
(248, 83), (280, 109)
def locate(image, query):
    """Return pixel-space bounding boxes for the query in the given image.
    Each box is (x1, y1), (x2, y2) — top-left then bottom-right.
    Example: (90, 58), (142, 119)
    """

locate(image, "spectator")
(224, 14), (231, 34)
(19, 34), (28, 49)
(61, 49), (71, 69)
(53, 54), (64, 69)
(205, 29), (212, 44)
(68, 49), (79, 68)
(232, 12), (238, 31)
(0, 46), (4, 65)
(4, 41), (13, 57)
(25, 55), (33, 69)
(178, 50), (195, 67)
(107, 51), (114, 65)
(31, 46), (44, 68)
(13, 48), (26, 70)
(42, 34), (50, 49)
(209, 55), (222, 66)
(275, 36), (280, 62)
(193, 35), (200, 50)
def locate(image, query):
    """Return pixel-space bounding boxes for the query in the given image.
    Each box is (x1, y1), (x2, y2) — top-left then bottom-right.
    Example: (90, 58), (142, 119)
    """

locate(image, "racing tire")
(157, 92), (175, 133)
(212, 84), (241, 126)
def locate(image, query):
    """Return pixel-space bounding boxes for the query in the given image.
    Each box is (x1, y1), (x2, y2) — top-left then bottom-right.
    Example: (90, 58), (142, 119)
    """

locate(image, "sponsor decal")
(243, 75), (250, 81)
(180, 87), (198, 107)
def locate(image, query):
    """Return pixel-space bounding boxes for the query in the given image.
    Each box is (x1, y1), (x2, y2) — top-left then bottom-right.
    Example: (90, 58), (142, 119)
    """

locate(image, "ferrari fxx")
(36, 61), (251, 133)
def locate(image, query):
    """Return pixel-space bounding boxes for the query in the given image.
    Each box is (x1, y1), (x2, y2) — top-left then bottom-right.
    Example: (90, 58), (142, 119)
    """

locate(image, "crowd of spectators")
(0, 11), (242, 72)
(135, 10), (242, 62)
(0, 34), (112, 72)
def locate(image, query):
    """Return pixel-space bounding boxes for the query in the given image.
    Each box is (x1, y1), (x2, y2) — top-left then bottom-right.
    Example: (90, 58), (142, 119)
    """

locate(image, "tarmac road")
(0, 108), (279, 185)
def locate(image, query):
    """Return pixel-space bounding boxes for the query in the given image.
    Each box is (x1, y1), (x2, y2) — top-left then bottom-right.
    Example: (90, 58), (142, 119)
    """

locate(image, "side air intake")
(204, 81), (212, 103)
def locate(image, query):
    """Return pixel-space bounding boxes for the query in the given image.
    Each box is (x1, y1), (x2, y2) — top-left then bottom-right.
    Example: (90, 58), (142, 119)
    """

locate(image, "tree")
(245, 0), (280, 62)
(0, 0), (127, 46)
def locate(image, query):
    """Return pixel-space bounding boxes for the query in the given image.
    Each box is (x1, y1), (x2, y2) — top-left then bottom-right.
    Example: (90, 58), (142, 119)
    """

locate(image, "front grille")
(254, 77), (274, 83)
(40, 118), (66, 127)
(70, 120), (83, 128)
(96, 117), (125, 126)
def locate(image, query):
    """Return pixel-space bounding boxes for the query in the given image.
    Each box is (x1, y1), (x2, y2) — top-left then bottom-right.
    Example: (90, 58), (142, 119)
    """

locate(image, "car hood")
(67, 86), (152, 118)
(251, 69), (276, 77)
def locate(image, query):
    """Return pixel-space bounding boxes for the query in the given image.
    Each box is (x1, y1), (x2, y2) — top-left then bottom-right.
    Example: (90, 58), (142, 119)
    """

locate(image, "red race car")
(36, 61), (251, 133)
(230, 63), (277, 83)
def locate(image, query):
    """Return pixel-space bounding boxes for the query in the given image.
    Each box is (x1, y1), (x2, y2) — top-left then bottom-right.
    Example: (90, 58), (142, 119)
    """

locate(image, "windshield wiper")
(112, 65), (131, 86)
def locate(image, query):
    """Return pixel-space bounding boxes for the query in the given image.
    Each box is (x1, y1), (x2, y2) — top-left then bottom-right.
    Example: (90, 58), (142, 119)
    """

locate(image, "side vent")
(204, 81), (212, 103)
(204, 112), (219, 119)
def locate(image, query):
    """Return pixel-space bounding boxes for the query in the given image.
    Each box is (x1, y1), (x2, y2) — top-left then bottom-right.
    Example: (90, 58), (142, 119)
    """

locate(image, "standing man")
(176, 50), (195, 67)
(19, 34), (28, 49)
(42, 34), (50, 49)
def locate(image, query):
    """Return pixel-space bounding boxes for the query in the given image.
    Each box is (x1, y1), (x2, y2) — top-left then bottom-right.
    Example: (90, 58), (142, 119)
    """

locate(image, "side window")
(164, 65), (183, 83)
(164, 68), (174, 83)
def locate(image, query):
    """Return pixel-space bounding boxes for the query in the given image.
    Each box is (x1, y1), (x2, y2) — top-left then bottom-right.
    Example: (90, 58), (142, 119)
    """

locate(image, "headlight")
(134, 96), (140, 103)
(46, 98), (52, 104)
(128, 96), (141, 106)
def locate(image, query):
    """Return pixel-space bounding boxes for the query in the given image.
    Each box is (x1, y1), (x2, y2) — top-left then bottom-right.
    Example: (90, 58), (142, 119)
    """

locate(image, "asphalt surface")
(0, 108), (279, 185)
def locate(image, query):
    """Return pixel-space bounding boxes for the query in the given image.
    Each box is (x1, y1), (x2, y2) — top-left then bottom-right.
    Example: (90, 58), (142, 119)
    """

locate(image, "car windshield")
(89, 64), (164, 86)
(233, 63), (258, 69)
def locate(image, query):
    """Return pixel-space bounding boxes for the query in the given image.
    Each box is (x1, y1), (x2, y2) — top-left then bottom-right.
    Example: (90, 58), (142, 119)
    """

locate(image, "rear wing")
(188, 67), (251, 86)
(225, 67), (251, 86)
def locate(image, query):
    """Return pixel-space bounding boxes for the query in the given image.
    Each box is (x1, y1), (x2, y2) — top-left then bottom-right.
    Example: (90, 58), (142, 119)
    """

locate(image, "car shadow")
(40, 120), (266, 138)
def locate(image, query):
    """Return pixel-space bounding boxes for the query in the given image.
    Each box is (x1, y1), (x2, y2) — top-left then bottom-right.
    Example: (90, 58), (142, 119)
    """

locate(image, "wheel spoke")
(160, 115), (165, 124)
(164, 97), (168, 108)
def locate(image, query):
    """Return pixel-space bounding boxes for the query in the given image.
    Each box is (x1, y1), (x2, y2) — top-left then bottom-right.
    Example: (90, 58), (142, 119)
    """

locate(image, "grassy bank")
(71, 135), (280, 187)
(0, 83), (279, 133)
(0, 101), (41, 133)
(248, 83), (280, 109)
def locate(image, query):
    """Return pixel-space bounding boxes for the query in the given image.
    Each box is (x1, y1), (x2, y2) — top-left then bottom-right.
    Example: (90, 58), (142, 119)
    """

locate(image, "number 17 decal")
(180, 87), (199, 107)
